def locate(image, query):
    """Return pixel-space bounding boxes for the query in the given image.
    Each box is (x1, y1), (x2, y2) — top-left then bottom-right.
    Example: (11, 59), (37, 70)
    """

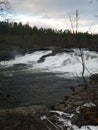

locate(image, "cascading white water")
(0, 51), (52, 67)
(0, 49), (98, 77)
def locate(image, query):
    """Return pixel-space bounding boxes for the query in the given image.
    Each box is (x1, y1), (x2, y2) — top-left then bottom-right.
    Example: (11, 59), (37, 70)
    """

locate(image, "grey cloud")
(9, 0), (98, 30)
(11, 0), (93, 15)
(10, 1), (95, 13)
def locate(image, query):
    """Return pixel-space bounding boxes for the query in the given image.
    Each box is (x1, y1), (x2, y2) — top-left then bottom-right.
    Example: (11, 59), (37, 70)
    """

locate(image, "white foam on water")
(0, 51), (51, 67)
(0, 49), (98, 77)
(33, 50), (98, 77)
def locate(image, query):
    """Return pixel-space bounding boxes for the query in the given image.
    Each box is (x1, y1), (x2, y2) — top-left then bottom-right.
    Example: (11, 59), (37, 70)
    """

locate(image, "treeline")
(0, 21), (98, 51)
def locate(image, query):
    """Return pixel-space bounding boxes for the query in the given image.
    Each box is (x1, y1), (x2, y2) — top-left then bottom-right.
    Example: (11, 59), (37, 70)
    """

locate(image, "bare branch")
(69, 14), (75, 33)
(0, 0), (11, 21)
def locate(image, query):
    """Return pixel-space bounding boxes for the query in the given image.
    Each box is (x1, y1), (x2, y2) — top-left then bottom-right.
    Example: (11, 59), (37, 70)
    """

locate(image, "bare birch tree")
(0, 0), (11, 21)
(69, 9), (96, 103)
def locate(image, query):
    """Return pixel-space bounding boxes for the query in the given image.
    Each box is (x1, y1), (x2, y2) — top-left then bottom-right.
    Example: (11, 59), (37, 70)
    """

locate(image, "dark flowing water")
(0, 66), (83, 109)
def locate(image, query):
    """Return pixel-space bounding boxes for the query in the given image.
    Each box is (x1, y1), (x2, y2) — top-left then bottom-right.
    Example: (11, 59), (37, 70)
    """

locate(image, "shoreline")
(0, 75), (98, 130)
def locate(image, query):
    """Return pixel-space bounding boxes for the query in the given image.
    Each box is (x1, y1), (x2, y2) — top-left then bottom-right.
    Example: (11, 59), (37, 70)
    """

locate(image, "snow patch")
(83, 102), (96, 107)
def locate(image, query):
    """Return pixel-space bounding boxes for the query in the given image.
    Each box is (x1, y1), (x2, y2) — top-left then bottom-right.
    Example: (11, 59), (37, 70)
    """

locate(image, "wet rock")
(38, 51), (57, 63)
(71, 114), (80, 124)
(48, 115), (58, 122)
(90, 74), (98, 82)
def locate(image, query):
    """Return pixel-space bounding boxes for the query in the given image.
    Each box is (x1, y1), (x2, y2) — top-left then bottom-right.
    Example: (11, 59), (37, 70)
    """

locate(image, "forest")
(0, 21), (98, 52)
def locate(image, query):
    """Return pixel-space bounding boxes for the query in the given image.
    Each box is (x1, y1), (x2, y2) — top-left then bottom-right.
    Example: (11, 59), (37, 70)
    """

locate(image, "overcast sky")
(9, 0), (98, 33)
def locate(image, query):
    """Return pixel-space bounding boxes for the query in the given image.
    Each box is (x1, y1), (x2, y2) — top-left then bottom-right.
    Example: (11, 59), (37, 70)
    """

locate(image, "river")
(0, 49), (98, 108)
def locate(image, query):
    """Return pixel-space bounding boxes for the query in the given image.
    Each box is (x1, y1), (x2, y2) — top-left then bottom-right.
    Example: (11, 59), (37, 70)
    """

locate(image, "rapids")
(0, 49), (98, 107)
(0, 49), (98, 78)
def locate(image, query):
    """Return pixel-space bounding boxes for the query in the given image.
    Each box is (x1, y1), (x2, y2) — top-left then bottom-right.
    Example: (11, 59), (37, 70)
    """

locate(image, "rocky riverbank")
(42, 74), (98, 129)
(0, 74), (98, 130)
(0, 106), (49, 130)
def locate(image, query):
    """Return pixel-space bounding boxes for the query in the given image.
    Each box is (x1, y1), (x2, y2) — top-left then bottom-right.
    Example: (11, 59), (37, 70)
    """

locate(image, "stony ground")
(0, 106), (49, 130)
